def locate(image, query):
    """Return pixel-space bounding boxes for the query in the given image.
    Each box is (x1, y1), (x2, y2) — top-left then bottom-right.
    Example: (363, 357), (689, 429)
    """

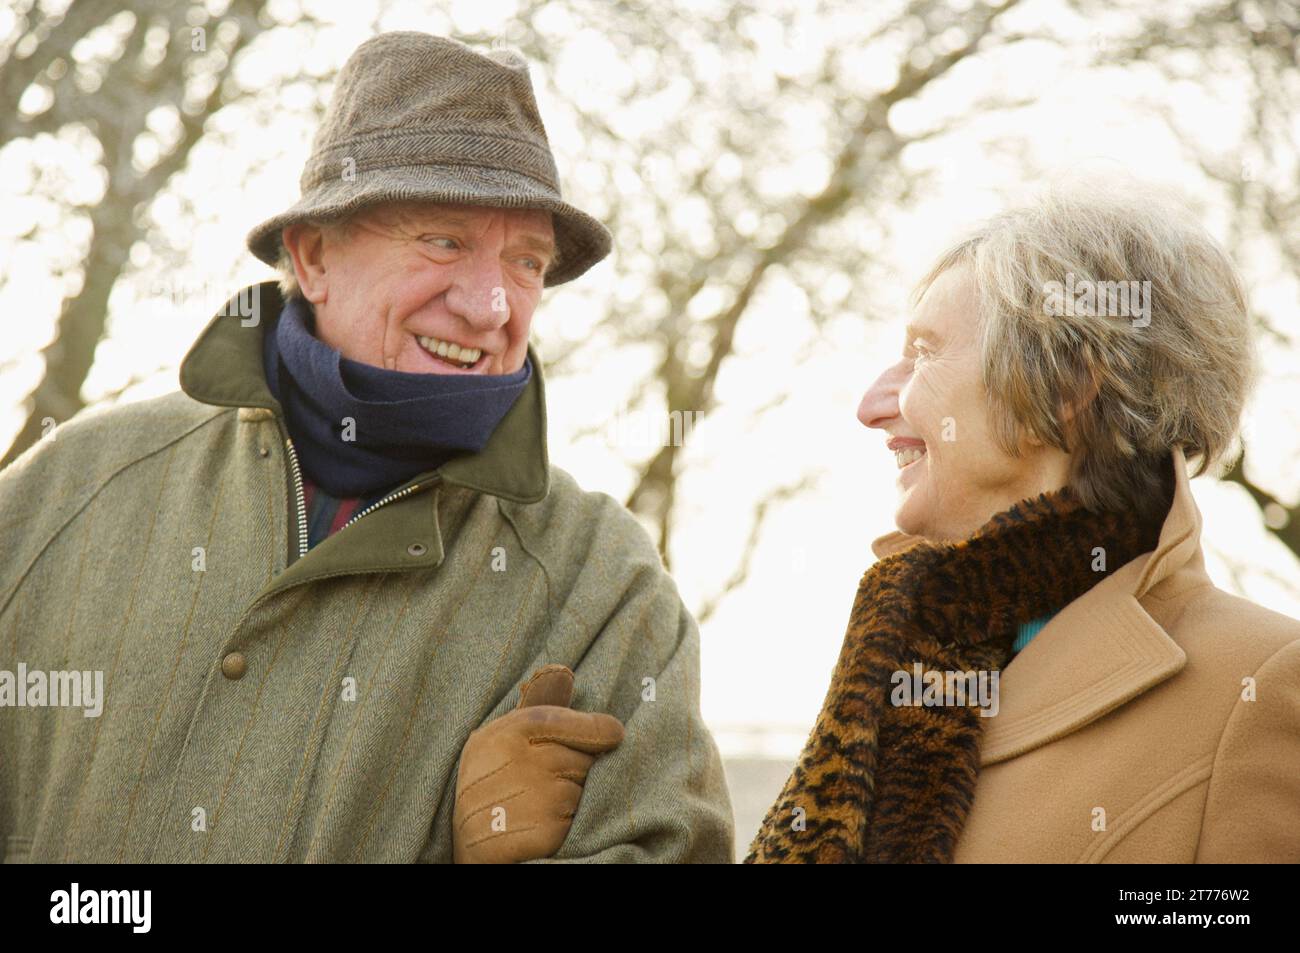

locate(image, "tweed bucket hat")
(246, 32), (611, 287)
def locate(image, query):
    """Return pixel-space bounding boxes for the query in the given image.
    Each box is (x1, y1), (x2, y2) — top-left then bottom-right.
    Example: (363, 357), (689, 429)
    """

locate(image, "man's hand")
(452, 664), (625, 863)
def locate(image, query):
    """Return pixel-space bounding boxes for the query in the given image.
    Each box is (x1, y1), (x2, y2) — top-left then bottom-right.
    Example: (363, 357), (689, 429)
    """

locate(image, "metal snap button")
(407, 543), (427, 557)
(221, 652), (247, 680)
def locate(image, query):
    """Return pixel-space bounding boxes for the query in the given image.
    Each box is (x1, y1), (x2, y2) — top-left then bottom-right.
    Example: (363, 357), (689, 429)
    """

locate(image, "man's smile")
(413, 333), (488, 373)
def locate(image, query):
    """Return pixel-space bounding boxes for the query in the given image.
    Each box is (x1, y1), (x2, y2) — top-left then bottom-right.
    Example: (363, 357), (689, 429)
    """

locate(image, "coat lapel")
(869, 446), (1203, 766)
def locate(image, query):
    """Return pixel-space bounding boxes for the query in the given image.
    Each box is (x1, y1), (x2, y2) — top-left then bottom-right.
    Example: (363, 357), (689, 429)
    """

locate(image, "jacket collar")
(869, 446), (1202, 766)
(179, 282), (550, 505)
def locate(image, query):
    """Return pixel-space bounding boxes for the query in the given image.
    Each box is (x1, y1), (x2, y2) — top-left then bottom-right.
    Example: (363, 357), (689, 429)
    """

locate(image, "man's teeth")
(895, 447), (926, 469)
(417, 335), (481, 366)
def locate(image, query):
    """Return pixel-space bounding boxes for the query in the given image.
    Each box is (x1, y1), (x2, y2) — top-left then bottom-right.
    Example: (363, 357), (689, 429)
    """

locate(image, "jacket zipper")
(284, 437), (309, 561)
(340, 481), (425, 531)
(283, 433), (430, 563)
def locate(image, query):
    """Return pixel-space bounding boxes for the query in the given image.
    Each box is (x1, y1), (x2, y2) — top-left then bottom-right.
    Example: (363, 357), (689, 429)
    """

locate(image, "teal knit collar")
(1013, 612), (1056, 653)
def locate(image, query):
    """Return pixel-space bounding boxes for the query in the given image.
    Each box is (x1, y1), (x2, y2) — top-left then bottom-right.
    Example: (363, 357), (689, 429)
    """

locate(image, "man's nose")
(857, 359), (908, 429)
(444, 253), (509, 330)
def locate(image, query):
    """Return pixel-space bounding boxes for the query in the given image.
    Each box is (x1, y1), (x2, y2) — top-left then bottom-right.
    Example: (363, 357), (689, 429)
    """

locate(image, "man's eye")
(421, 236), (458, 250)
(520, 257), (543, 273)
(910, 339), (931, 362)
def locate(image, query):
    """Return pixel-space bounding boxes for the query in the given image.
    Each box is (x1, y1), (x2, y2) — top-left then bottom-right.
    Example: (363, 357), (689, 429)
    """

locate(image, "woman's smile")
(888, 436), (928, 471)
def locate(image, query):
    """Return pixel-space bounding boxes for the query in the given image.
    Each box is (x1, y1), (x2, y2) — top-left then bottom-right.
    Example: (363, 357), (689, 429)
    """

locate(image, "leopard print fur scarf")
(746, 484), (1167, 863)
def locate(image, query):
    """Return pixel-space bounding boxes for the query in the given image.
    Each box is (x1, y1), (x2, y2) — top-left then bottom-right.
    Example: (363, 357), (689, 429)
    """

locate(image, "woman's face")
(856, 265), (1071, 542)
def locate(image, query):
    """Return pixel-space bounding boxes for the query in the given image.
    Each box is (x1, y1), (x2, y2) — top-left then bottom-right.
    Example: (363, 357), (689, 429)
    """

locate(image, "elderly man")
(0, 32), (734, 863)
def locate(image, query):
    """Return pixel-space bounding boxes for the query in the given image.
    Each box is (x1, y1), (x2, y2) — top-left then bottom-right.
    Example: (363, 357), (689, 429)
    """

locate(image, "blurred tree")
(1084, 0), (1300, 559)
(3, 0), (1294, 605)
(481, 0), (1034, 572)
(0, 0), (270, 469)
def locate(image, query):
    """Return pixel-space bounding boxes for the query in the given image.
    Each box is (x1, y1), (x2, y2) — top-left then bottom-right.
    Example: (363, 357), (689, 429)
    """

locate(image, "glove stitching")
(456, 786), (527, 831)
(456, 757), (516, 802)
(464, 823), (541, 850)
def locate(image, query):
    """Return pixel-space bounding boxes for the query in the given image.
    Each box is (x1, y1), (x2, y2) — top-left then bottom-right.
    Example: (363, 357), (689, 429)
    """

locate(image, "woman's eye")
(911, 341), (930, 363)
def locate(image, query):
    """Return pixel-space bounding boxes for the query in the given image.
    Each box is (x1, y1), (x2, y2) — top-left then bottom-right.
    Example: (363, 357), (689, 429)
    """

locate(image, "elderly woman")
(456, 180), (1300, 863)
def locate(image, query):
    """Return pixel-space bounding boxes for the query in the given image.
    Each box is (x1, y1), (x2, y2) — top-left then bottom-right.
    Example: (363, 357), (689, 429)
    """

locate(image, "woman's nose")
(857, 360), (908, 429)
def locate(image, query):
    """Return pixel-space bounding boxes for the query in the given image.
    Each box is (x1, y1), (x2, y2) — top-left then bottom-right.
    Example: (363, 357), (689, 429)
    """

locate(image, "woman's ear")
(1064, 374), (1100, 420)
(281, 224), (328, 304)
(1058, 371), (1101, 443)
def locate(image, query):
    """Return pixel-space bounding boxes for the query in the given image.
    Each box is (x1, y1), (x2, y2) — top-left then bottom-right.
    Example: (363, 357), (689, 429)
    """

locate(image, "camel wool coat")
(868, 446), (1300, 863)
(0, 283), (734, 864)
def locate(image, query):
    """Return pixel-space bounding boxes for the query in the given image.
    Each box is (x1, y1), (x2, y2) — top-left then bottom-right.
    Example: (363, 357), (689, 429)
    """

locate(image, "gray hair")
(913, 176), (1258, 520)
(275, 242), (304, 301)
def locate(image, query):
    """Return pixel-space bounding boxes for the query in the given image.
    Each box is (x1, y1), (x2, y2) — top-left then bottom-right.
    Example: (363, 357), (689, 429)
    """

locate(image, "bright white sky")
(3, 0), (1297, 758)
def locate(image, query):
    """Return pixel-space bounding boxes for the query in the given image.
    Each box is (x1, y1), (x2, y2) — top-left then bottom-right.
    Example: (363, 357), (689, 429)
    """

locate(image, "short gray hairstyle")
(275, 241), (304, 301)
(913, 176), (1258, 521)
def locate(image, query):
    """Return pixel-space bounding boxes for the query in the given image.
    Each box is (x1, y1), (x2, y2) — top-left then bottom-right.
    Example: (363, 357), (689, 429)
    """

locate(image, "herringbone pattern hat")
(247, 32), (612, 286)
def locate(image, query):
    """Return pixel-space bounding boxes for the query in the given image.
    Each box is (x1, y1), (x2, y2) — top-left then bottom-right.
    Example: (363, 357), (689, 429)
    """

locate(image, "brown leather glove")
(452, 664), (624, 863)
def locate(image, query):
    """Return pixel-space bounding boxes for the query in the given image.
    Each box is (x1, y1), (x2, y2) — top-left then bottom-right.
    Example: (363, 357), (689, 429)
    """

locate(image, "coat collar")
(179, 282), (551, 506)
(869, 446), (1202, 766)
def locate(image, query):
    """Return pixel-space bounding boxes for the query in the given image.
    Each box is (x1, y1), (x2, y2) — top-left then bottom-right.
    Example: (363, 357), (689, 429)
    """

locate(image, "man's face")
(283, 202), (556, 375)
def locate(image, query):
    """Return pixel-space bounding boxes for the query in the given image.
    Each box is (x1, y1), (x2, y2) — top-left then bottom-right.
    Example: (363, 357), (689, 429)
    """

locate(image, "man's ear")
(281, 223), (328, 304)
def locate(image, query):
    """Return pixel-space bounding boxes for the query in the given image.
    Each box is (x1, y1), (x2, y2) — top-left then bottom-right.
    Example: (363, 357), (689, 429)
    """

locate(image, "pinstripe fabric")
(246, 32), (613, 287)
(0, 287), (733, 864)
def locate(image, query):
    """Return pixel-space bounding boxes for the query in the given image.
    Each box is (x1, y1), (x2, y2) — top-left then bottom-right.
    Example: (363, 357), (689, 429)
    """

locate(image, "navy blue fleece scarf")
(263, 296), (531, 497)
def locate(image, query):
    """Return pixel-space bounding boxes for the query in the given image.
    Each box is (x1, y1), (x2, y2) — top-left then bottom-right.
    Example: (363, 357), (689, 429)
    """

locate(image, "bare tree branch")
(696, 472), (823, 624)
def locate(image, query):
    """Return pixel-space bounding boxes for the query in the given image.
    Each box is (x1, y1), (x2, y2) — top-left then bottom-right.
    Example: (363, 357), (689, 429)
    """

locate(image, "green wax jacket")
(0, 283), (734, 863)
